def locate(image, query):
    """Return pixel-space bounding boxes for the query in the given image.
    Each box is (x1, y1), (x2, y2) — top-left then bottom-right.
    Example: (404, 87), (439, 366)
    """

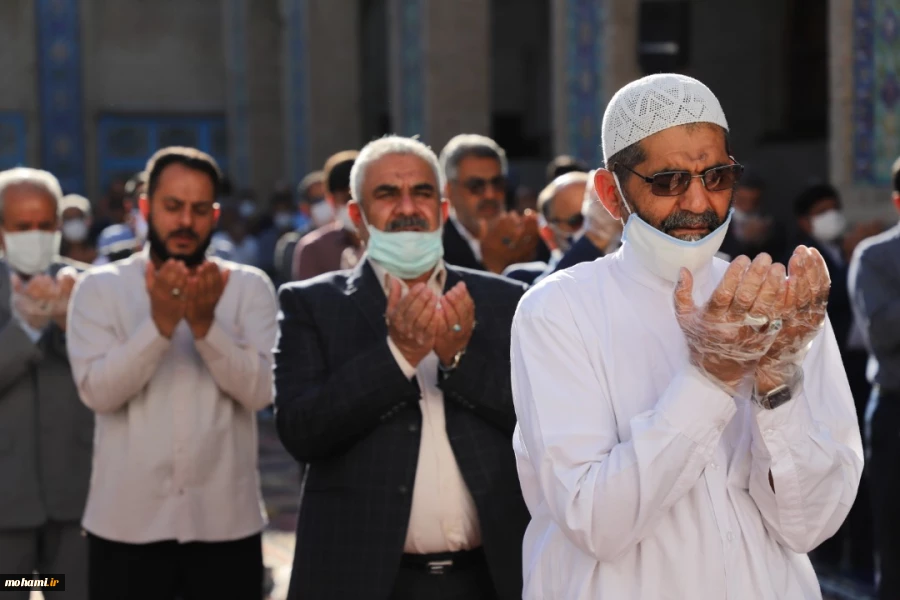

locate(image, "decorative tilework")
(224, 0), (252, 189)
(854, 0), (900, 185)
(283, 0), (311, 184)
(0, 113), (26, 171)
(397, 0), (425, 138)
(566, 0), (604, 167)
(36, 0), (85, 192)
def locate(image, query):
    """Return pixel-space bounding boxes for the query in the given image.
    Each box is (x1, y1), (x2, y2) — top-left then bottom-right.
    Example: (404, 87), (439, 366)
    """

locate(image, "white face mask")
(310, 201), (336, 227)
(616, 175), (731, 282)
(62, 219), (89, 243)
(2, 230), (60, 275)
(336, 205), (357, 234)
(810, 209), (847, 243)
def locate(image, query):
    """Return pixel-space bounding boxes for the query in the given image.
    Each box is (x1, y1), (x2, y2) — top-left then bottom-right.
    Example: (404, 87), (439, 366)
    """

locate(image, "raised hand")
(145, 259), (189, 339)
(11, 273), (55, 330)
(434, 281), (475, 367)
(385, 277), (442, 368)
(755, 245), (831, 393)
(479, 211), (540, 274)
(674, 253), (787, 394)
(184, 261), (230, 339)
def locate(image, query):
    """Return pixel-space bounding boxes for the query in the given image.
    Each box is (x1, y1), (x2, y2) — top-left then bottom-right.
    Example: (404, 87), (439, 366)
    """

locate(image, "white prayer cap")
(602, 73), (729, 163)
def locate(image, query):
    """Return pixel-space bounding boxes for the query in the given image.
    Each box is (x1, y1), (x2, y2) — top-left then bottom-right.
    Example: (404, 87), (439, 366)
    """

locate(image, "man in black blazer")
(275, 135), (529, 600)
(439, 134), (549, 274)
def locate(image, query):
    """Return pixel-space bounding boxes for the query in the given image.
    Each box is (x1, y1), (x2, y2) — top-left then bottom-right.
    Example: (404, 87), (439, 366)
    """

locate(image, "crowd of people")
(0, 72), (898, 600)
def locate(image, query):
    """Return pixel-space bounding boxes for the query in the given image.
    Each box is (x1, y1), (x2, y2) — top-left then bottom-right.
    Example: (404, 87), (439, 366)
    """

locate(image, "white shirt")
(66, 249), (278, 543)
(368, 258), (482, 554)
(511, 241), (863, 600)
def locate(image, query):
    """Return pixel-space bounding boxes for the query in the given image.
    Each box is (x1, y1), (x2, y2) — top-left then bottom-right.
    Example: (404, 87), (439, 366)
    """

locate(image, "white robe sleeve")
(747, 317), (864, 553)
(511, 283), (738, 562)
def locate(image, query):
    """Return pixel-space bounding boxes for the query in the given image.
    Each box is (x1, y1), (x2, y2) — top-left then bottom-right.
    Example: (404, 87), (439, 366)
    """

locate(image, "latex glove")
(674, 253), (788, 394)
(754, 245), (830, 393)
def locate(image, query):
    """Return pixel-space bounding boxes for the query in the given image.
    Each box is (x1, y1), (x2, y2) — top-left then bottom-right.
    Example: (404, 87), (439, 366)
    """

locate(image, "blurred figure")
(123, 171), (149, 246)
(0, 167), (92, 600)
(849, 156), (900, 600)
(59, 193), (98, 265)
(545, 154), (588, 183)
(93, 223), (140, 265)
(290, 151), (362, 280)
(67, 147), (277, 600)
(513, 185), (538, 214)
(256, 189), (296, 284)
(792, 182), (880, 580)
(719, 171), (787, 260)
(440, 134), (543, 274)
(273, 171), (325, 283)
(504, 172), (588, 284)
(275, 136), (529, 600)
(212, 201), (260, 266)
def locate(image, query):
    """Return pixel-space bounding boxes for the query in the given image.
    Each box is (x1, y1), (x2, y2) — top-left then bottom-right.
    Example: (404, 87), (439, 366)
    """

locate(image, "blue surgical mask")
(362, 213), (444, 280)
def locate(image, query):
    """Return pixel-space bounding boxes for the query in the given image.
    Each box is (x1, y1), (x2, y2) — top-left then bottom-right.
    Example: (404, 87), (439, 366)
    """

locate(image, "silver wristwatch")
(438, 349), (466, 376)
(752, 368), (804, 410)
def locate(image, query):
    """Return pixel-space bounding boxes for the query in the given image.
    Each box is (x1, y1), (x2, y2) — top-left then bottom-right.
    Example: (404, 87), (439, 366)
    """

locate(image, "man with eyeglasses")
(511, 73), (862, 599)
(439, 135), (544, 275)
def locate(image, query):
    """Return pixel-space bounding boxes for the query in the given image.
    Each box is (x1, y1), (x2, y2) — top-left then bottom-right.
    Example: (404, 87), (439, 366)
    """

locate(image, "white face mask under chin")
(615, 175), (732, 283)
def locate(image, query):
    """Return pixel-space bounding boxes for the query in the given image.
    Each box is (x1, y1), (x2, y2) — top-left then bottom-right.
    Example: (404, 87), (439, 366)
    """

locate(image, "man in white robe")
(511, 73), (863, 600)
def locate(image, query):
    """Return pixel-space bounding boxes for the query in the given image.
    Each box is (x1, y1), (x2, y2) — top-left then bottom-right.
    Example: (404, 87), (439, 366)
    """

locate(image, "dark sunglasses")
(612, 162), (744, 197)
(549, 214), (585, 229)
(460, 175), (507, 195)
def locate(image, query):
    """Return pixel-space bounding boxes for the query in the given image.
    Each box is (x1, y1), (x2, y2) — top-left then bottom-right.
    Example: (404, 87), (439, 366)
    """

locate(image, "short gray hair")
(439, 134), (508, 185)
(0, 167), (62, 224)
(59, 193), (92, 218)
(538, 171), (590, 219)
(349, 136), (442, 208)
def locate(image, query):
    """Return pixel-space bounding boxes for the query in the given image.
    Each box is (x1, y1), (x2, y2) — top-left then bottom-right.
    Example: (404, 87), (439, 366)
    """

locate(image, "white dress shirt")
(66, 249), (278, 543)
(368, 258), (482, 554)
(511, 241), (863, 599)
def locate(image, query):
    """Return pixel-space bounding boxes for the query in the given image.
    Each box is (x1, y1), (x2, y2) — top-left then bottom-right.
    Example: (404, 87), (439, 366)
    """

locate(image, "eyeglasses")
(549, 214), (585, 229)
(460, 176), (507, 195)
(611, 162), (744, 197)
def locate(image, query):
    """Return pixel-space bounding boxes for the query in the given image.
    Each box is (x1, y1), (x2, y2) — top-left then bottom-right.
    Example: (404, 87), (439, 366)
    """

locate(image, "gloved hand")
(582, 171), (623, 253)
(674, 253), (788, 395)
(754, 246), (830, 394)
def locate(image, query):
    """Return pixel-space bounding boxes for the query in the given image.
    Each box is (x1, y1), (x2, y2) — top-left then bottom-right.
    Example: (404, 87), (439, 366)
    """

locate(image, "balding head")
(538, 172), (589, 252)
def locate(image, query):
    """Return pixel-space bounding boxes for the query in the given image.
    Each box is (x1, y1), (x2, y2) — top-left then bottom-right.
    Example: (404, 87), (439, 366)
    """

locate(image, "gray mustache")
(660, 209), (722, 233)
(386, 216), (430, 231)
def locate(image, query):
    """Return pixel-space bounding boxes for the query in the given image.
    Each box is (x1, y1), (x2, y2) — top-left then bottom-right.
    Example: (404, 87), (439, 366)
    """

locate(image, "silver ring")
(769, 318), (783, 332)
(743, 314), (769, 330)
(452, 323), (462, 333)
(171, 288), (181, 297)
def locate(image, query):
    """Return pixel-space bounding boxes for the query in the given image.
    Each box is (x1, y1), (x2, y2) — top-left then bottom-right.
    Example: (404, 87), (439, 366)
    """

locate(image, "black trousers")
(389, 550), (498, 600)
(87, 531), (263, 600)
(867, 390), (900, 600)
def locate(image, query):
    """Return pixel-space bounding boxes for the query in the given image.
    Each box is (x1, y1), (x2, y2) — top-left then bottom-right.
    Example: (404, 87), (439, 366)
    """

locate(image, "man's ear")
(138, 195), (150, 221)
(348, 199), (366, 236)
(893, 192), (900, 215)
(595, 169), (627, 221)
(440, 199), (450, 224)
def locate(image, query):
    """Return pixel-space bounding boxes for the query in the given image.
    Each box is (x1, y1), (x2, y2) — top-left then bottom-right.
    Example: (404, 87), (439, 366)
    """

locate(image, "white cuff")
(387, 336), (417, 379)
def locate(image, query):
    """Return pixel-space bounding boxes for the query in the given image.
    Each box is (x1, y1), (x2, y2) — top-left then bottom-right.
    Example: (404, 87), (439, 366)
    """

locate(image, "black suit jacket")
(275, 260), (530, 600)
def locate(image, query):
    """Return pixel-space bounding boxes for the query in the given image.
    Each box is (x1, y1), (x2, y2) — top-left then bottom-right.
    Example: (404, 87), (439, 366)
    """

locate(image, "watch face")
(764, 386), (793, 410)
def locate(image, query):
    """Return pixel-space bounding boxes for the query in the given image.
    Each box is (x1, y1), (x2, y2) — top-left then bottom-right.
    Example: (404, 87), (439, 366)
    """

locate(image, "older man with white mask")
(511, 74), (862, 599)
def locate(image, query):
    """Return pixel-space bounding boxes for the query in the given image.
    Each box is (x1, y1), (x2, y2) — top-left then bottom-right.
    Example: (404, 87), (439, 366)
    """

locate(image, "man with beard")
(275, 136), (529, 600)
(511, 74), (862, 599)
(66, 147), (278, 600)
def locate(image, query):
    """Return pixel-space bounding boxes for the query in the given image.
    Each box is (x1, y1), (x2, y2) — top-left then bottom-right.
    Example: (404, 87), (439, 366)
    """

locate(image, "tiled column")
(833, 0), (900, 218)
(388, 0), (490, 150)
(223, 0), (252, 189)
(552, 0), (639, 169)
(36, 0), (85, 192)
